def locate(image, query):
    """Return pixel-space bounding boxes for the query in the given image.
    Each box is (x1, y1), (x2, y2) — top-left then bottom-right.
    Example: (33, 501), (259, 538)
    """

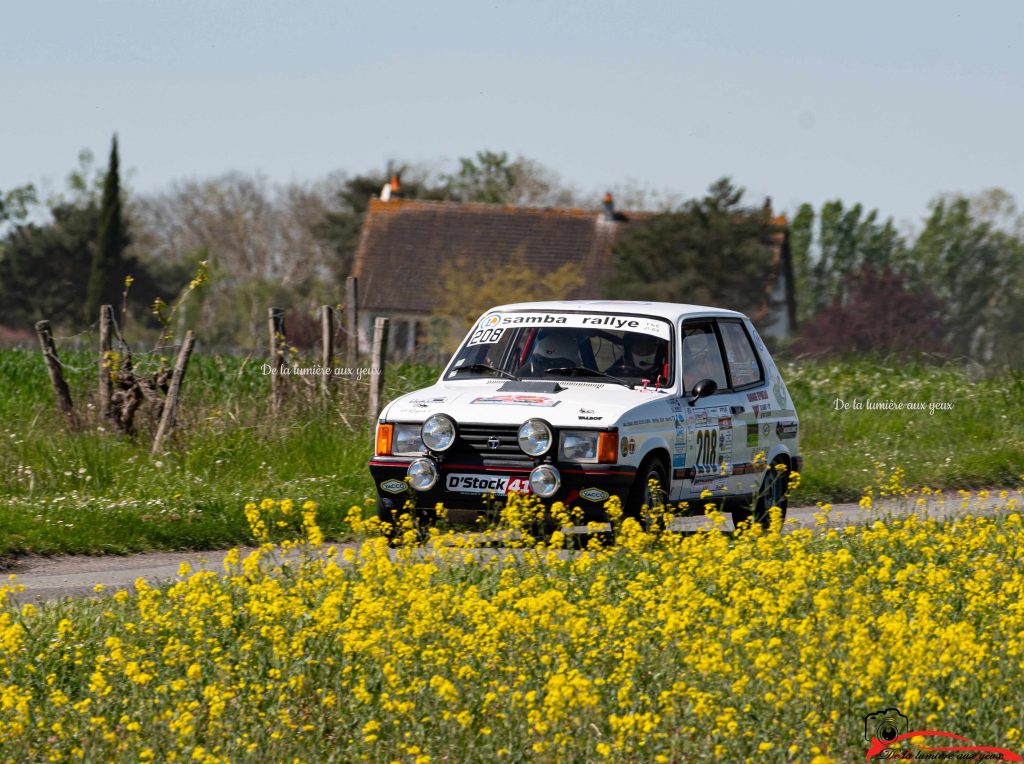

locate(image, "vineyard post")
(268, 307), (286, 414)
(346, 276), (358, 366)
(321, 305), (334, 397)
(35, 320), (76, 428)
(151, 330), (196, 455)
(98, 304), (113, 422)
(368, 316), (389, 424)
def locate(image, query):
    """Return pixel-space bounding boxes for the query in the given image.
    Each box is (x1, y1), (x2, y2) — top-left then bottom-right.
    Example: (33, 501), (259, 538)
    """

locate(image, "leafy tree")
(0, 201), (97, 325)
(909, 195), (1024, 362)
(791, 200), (906, 322)
(443, 150), (516, 204)
(0, 185), (37, 230)
(607, 178), (780, 318)
(791, 264), (948, 357)
(432, 252), (584, 350)
(84, 135), (131, 322)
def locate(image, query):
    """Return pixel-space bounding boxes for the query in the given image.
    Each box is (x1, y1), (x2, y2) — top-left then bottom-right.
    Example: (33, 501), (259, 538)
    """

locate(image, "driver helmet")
(629, 332), (660, 361)
(533, 331), (579, 362)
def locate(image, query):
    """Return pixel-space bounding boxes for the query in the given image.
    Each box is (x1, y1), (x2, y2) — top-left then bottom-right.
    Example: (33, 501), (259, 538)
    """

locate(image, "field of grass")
(3, 496), (1023, 763)
(0, 347), (1021, 555)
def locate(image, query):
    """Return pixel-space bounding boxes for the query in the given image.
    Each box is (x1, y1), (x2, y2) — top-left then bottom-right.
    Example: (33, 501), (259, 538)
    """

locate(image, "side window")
(681, 323), (727, 393)
(718, 321), (764, 389)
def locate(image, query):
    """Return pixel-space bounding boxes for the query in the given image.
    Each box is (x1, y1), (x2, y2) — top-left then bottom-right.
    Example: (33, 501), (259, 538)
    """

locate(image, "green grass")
(0, 348), (434, 555)
(0, 348), (1021, 555)
(782, 358), (1024, 501)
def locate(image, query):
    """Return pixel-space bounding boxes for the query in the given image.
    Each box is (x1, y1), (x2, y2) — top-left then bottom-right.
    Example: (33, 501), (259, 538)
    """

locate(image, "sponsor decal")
(578, 415), (602, 421)
(776, 421), (799, 440)
(471, 394), (560, 407)
(404, 396), (448, 408)
(672, 453), (686, 468)
(771, 372), (788, 408)
(694, 410), (708, 426)
(620, 437), (630, 458)
(445, 474), (532, 495)
(863, 706), (1021, 761)
(746, 427), (759, 449)
(747, 390), (769, 402)
(579, 487), (610, 502)
(718, 416), (732, 428)
(480, 313), (502, 328)
(380, 479), (408, 494)
(761, 422), (771, 437)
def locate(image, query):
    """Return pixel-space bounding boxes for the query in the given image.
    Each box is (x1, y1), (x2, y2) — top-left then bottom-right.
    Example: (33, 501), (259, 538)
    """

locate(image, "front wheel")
(625, 456), (669, 523)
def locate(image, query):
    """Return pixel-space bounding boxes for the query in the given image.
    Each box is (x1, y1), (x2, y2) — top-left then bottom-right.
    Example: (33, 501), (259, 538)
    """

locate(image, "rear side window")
(681, 323), (728, 393)
(718, 321), (764, 389)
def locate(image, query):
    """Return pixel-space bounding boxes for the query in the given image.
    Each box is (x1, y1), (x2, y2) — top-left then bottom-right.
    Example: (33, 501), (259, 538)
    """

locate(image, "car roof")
(485, 300), (747, 323)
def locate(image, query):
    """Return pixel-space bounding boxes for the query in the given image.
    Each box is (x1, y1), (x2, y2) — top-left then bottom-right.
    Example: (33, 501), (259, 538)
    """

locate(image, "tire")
(734, 459), (789, 530)
(626, 455), (669, 521)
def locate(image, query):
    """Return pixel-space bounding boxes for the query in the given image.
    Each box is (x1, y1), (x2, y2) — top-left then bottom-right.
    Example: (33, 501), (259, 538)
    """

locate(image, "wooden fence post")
(151, 330), (196, 455)
(346, 276), (359, 367)
(35, 320), (76, 427)
(321, 305), (334, 397)
(268, 307), (286, 414)
(368, 317), (389, 423)
(98, 305), (113, 422)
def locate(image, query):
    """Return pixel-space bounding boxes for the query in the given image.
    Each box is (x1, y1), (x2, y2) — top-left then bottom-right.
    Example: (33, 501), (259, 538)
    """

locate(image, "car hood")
(380, 380), (677, 428)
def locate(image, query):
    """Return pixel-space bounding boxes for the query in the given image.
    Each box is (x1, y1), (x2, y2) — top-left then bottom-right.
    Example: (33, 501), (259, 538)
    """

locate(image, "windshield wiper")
(544, 367), (634, 389)
(451, 363), (520, 381)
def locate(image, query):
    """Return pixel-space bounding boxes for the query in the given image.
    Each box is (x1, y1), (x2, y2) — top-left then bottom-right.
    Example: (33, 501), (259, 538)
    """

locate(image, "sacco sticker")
(380, 479), (407, 494)
(580, 487), (610, 502)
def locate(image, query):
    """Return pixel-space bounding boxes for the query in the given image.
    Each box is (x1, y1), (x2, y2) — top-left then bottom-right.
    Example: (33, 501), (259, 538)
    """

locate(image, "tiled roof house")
(350, 195), (794, 359)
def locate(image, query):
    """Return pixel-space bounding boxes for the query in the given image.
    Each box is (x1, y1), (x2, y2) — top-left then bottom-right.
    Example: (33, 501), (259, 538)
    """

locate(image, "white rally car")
(369, 301), (801, 528)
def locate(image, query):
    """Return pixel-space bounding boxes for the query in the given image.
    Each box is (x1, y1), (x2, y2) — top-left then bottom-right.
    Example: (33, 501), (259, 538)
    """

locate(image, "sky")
(3, 0), (1023, 230)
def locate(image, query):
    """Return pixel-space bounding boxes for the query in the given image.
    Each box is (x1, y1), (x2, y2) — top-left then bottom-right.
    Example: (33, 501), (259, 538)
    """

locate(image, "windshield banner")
(477, 312), (671, 340)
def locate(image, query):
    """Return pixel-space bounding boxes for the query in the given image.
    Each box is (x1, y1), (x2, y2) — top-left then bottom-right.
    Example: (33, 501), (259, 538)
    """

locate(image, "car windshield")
(445, 312), (674, 387)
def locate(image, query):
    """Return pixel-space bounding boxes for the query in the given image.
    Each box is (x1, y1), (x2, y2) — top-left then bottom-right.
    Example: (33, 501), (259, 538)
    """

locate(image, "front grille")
(451, 424), (533, 468)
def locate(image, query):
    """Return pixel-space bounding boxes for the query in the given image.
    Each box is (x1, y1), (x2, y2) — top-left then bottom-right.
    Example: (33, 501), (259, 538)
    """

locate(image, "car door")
(677, 320), (746, 501)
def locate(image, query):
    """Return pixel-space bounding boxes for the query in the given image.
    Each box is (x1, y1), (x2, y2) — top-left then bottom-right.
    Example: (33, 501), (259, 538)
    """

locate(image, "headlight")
(407, 458), (439, 491)
(518, 419), (552, 456)
(393, 424), (426, 455)
(560, 431), (599, 461)
(529, 464), (561, 498)
(421, 414), (456, 452)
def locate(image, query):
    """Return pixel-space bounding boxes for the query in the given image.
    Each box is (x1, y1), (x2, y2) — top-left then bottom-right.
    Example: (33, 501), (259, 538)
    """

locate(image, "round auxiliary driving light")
(518, 419), (553, 456)
(407, 458), (439, 492)
(529, 464), (561, 498)
(421, 414), (456, 452)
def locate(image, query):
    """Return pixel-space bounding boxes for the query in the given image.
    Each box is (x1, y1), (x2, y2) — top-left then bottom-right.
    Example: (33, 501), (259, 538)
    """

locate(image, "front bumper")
(369, 456), (637, 522)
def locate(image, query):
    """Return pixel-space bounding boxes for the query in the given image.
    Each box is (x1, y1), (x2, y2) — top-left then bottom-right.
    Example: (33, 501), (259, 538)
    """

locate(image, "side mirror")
(688, 378), (718, 406)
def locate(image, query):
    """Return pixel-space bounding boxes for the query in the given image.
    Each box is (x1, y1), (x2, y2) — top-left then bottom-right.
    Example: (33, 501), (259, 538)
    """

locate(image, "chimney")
(380, 173), (402, 202)
(602, 192), (615, 221)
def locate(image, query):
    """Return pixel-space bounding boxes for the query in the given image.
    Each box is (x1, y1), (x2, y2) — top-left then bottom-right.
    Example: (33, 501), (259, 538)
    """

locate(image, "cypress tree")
(84, 134), (130, 322)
